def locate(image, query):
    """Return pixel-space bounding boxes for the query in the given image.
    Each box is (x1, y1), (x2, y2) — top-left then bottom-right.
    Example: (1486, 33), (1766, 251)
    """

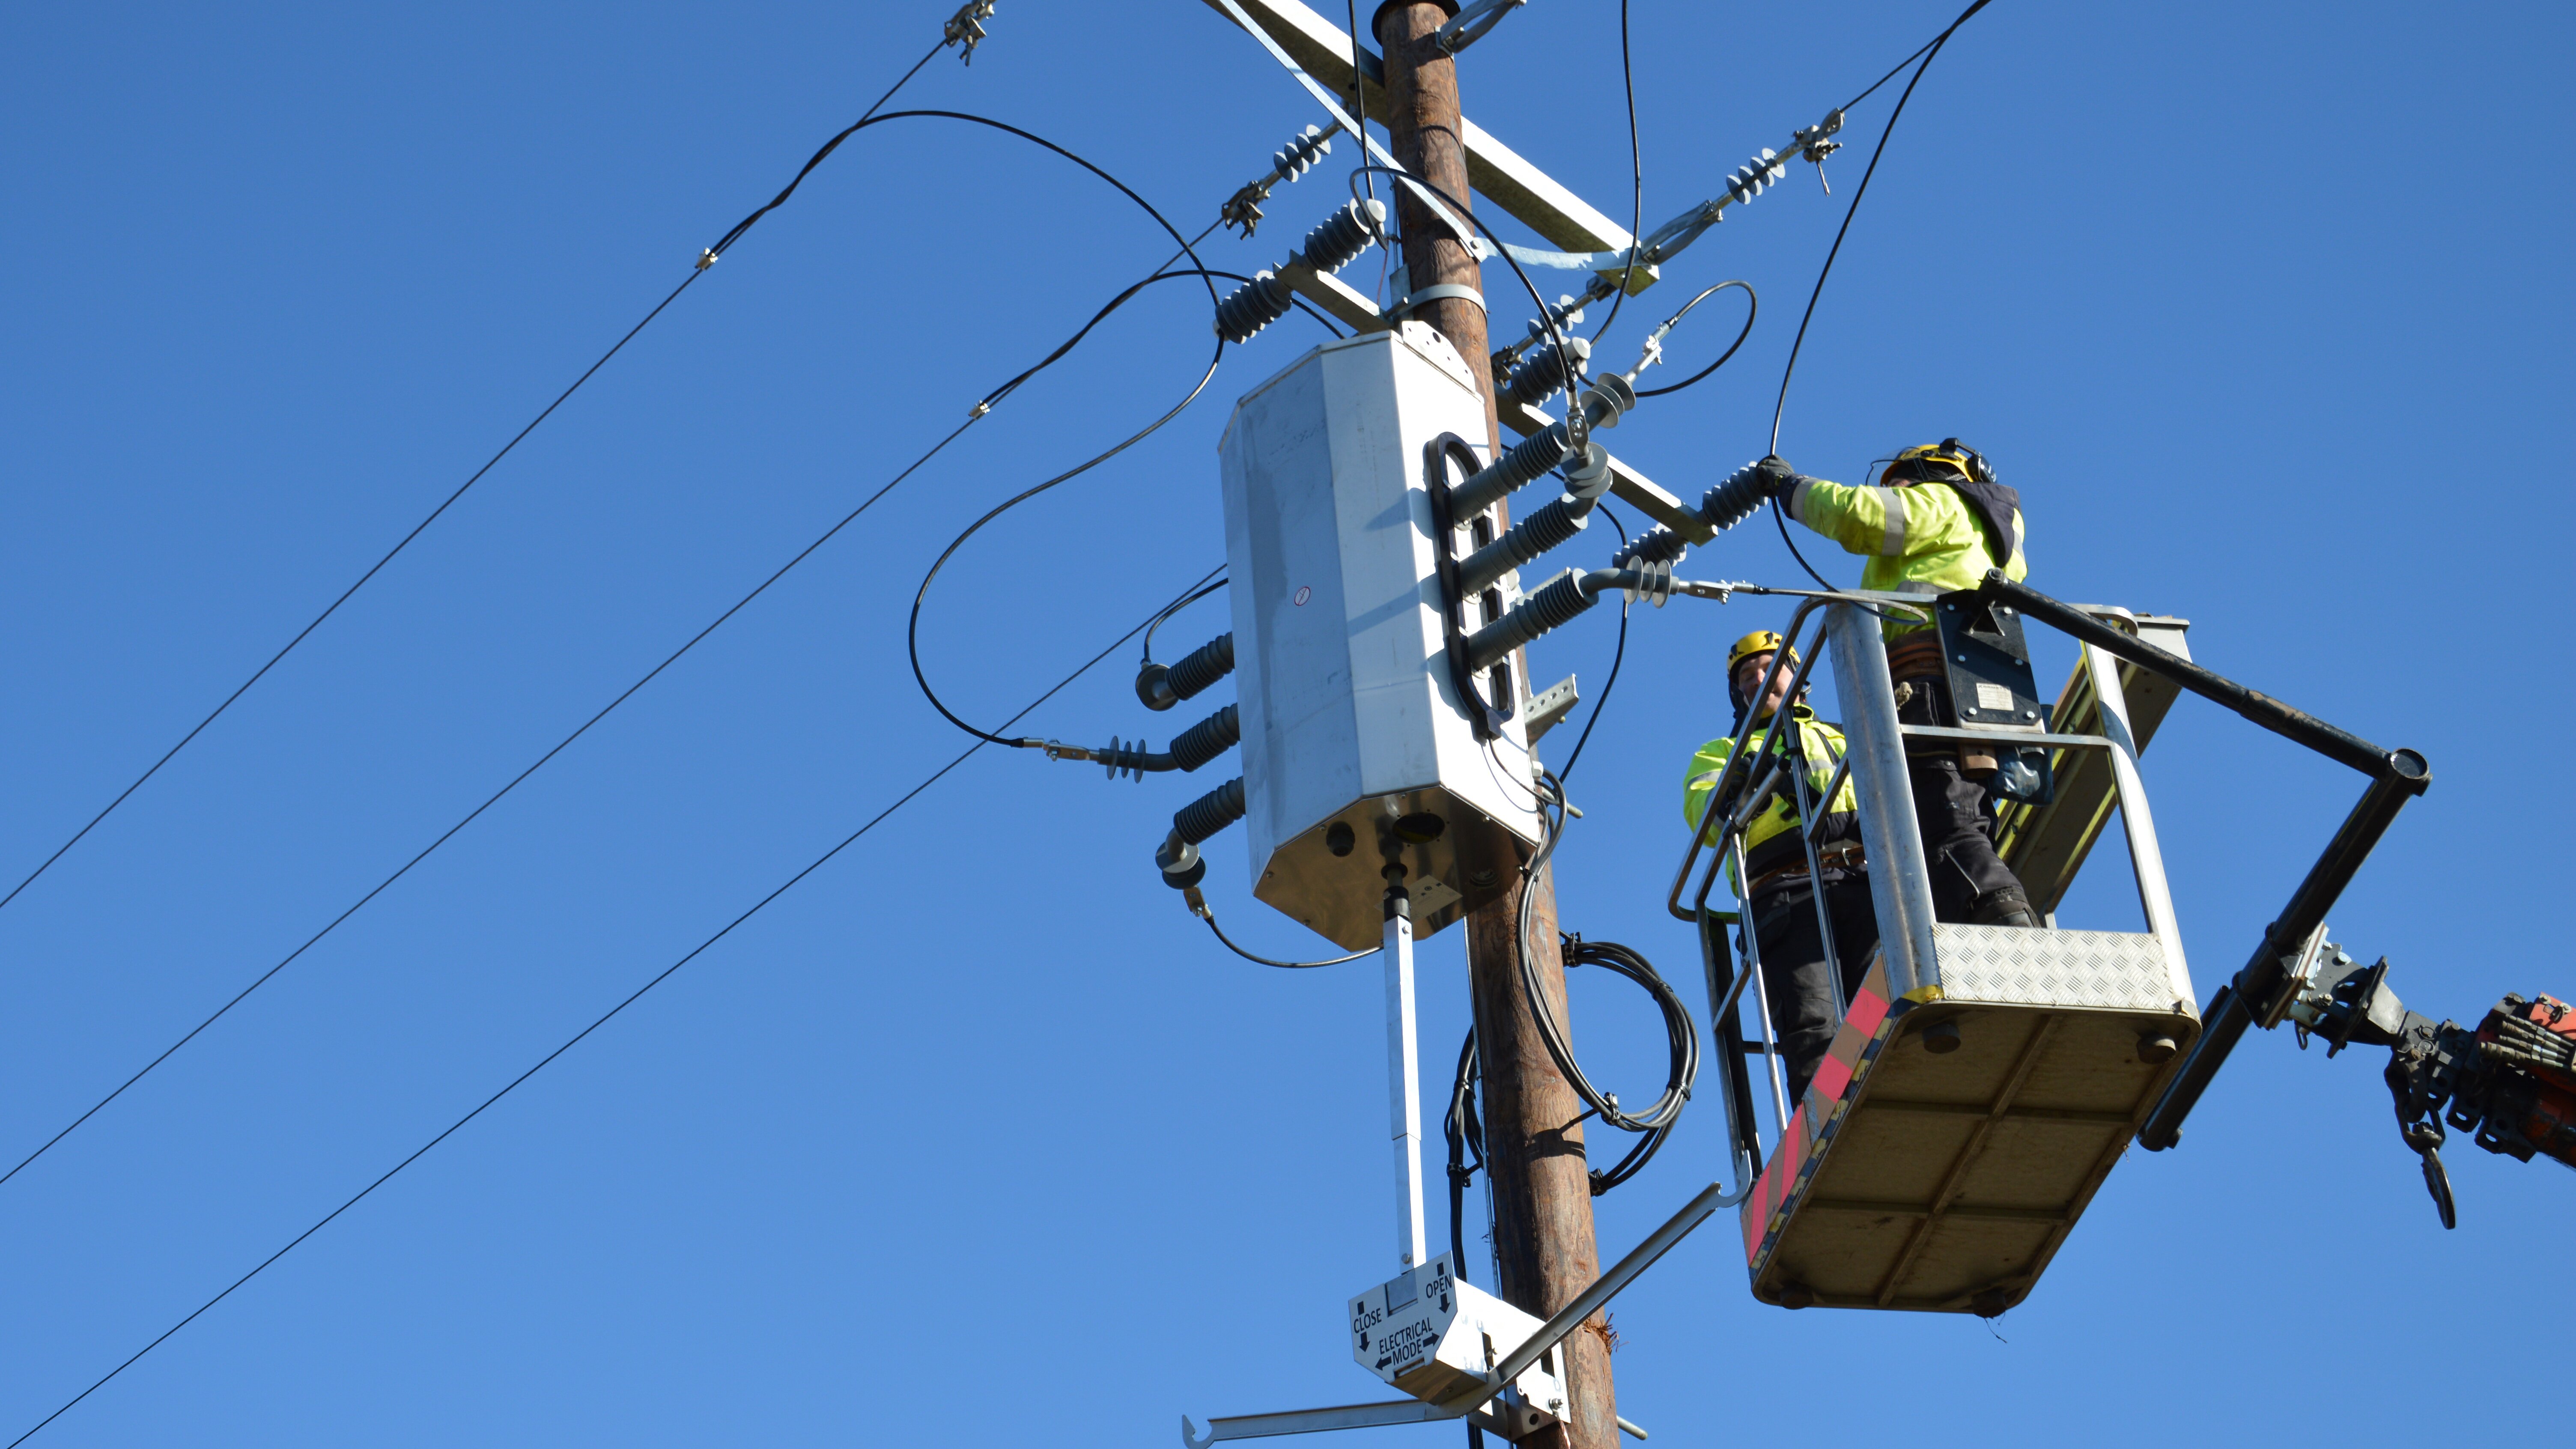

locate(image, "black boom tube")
(1973, 573), (2433, 1150)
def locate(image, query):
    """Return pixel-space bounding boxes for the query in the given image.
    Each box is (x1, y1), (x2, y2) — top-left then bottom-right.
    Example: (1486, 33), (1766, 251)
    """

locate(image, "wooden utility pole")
(1370, 6), (1617, 1447)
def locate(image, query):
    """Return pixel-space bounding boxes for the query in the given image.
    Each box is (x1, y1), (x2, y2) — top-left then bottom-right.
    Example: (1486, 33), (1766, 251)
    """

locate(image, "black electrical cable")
(1444, 1026), (1485, 1279)
(1769, 0), (1993, 456)
(1141, 576), (1230, 666)
(1765, 0), (1994, 591)
(0, 48), (974, 923)
(0, 569), (1212, 1449)
(1512, 772), (1699, 1169)
(1553, 504), (1627, 783)
(1342, 164), (1583, 444)
(1631, 279), (1757, 399)
(0, 38), (966, 921)
(1198, 908), (1377, 969)
(1587, 0), (1645, 347)
(906, 257), (1347, 747)
(0, 247), (1242, 1196)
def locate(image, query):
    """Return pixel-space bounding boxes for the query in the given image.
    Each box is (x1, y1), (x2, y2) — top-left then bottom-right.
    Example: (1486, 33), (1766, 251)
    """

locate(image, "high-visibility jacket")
(1681, 704), (1863, 896)
(1783, 477), (2028, 636)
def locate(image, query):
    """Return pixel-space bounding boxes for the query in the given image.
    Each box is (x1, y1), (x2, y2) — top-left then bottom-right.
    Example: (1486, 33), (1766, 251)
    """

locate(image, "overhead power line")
(1, 564), (1222, 1449)
(0, 32), (969, 919)
(1768, 0), (1995, 589)
(0, 183), (1246, 1196)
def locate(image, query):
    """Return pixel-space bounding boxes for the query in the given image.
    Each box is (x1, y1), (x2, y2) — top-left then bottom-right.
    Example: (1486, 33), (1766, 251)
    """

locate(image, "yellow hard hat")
(1726, 630), (1797, 709)
(1881, 438), (1994, 487)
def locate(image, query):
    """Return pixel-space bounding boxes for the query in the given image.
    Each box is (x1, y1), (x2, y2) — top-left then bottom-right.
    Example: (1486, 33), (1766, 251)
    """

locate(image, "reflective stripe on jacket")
(1782, 477), (2029, 635)
(1680, 705), (1861, 895)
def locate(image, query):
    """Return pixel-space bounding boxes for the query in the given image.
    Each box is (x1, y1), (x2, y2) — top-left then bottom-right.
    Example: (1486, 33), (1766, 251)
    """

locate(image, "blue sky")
(3, 1), (2568, 1444)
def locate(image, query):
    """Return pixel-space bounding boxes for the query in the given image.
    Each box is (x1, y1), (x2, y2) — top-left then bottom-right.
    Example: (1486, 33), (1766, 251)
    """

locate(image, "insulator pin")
(1613, 525), (1690, 568)
(1215, 271), (1294, 343)
(1167, 631), (1235, 703)
(1299, 198), (1386, 276)
(1275, 124), (1332, 181)
(1503, 335), (1589, 408)
(1173, 776), (1249, 846)
(1458, 494), (1590, 596)
(1449, 427), (1571, 521)
(1696, 459), (1773, 534)
(1723, 147), (1787, 206)
(1465, 569), (1599, 673)
(1168, 703), (1241, 774)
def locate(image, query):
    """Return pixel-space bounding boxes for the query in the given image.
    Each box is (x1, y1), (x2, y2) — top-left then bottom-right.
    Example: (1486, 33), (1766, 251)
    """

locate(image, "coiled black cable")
(1512, 771), (1699, 1194)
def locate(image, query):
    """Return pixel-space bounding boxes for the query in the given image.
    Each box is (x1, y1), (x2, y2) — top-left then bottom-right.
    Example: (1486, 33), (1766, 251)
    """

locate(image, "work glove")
(1751, 454), (1799, 497)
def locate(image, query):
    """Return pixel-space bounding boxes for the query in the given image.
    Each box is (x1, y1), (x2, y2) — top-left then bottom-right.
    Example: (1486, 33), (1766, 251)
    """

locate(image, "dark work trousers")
(1748, 871), (1882, 1106)
(1896, 674), (2028, 922)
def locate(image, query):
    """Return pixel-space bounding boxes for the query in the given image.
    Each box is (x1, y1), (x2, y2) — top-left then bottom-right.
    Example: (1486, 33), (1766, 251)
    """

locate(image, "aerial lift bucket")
(1682, 594), (2200, 1314)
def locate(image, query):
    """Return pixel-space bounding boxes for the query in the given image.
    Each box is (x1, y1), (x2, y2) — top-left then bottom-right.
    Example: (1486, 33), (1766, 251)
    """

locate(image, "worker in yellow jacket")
(1733, 440), (2040, 928)
(1682, 630), (1879, 1104)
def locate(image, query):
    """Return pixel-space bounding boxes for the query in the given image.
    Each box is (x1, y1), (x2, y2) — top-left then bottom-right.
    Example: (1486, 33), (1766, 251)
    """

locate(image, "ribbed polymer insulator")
(1168, 703), (1241, 773)
(1465, 569), (1599, 673)
(1612, 525), (1690, 569)
(1166, 631), (1236, 703)
(1457, 493), (1590, 596)
(1173, 775), (1248, 846)
(1274, 124), (1332, 182)
(1299, 198), (1386, 275)
(1097, 737), (1154, 781)
(1696, 459), (1771, 533)
(1449, 426), (1571, 521)
(1215, 272), (1294, 343)
(1503, 335), (1590, 408)
(1723, 147), (1787, 206)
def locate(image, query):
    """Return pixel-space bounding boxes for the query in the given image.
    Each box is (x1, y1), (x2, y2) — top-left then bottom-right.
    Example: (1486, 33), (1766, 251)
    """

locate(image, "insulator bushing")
(1173, 775), (1249, 846)
(1449, 426), (1571, 521)
(1166, 631), (1235, 704)
(1458, 493), (1590, 597)
(1274, 124), (1332, 182)
(1215, 271), (1294, 343)
(1613, 526), (1690, 568)
(1300, 198), (1385, 276)
(1168, 703), (1241, 774)
(1466, 569), (1599, 674)
(1503, 336), (1590, 408)
(1696, 459), (1772, 533)
(1723, 147), (1786, 205)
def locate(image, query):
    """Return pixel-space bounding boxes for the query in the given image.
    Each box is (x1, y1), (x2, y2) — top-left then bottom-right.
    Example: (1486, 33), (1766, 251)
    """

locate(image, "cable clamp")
(943, 0), (995, 63)
(1388, 283), (1487, 322)
(1435, 0), (1527, 54)
(695, 248), (718, 271)
(967, 399), (992, 419)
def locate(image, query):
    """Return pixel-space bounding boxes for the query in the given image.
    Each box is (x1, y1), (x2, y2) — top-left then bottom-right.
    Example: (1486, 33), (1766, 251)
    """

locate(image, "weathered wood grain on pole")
(1372, 6), (1618, 1447)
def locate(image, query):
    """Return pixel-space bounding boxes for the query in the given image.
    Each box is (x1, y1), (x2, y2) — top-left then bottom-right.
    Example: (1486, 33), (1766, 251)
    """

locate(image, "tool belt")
(1746, 842), (1866, 896)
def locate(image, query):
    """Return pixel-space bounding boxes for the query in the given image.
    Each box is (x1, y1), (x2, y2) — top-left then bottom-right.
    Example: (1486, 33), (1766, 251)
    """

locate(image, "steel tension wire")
(0, 570), (1219, 1449)
(0, 38), (969, 921)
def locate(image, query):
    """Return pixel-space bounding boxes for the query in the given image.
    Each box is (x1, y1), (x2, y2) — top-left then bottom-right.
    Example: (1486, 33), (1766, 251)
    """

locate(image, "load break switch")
(1217, 323), (1542, 950)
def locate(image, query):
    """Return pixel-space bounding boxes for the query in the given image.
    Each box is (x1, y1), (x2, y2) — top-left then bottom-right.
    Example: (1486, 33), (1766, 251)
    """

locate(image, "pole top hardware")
(942, 0), (995, 63)
(1434, 0), (1526, 54)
